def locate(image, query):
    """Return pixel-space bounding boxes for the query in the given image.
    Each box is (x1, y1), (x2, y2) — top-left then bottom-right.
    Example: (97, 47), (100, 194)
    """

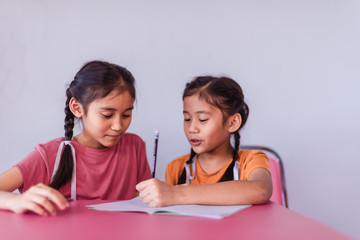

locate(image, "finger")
(139, 186), (157, 203)
(147, 198), (161, 208)
(141, 188), (162, 207)
(140, 181), (159, 199)
(138, 181), (162, 200)
(135, 182), (144, 192)
(26, 193), (58, 216)
(141, 193), (154, 206)
(136, 179), (151, 192)
(33, 184), (69, 210)
(138, 186), (151, 199)
(21, 201), (49, 216)
(147, 200), (156, 208)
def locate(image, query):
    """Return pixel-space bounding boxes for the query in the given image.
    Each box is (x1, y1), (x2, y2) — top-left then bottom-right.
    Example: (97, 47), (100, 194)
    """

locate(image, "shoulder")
(15, 138), (64, 188)
(35, 137), (65, 157)
(36, 137), (65, 147)
(238, 149), (268, 161)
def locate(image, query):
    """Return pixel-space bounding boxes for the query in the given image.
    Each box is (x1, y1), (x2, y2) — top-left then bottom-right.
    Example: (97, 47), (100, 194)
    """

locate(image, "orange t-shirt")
(165, 150), (269, 185)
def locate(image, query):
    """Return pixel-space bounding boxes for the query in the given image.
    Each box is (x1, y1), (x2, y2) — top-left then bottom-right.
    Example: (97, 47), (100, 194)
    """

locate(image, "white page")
(87, 197), (251, 219)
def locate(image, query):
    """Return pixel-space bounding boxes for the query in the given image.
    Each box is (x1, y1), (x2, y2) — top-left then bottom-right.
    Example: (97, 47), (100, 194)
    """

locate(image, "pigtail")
(239, 102), (249, 129)
(176, 148), (197, 185)
(50, 89), (75, 190)
(188, 148), (196, 163)
(64, 89), (75, 140)
(233, 131), (240, 161)
(234, 101), (249, 159)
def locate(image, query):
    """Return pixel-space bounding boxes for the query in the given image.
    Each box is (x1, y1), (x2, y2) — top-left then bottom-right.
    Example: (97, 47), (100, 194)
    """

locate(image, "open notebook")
(87, 197), (251, 219)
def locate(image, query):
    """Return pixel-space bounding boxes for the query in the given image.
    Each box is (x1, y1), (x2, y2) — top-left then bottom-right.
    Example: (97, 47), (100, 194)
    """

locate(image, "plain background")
(0, 0), (359, 238)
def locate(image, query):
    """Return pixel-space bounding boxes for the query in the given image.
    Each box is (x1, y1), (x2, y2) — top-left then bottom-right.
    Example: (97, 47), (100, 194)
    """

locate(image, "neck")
(197, 144), (234, 174)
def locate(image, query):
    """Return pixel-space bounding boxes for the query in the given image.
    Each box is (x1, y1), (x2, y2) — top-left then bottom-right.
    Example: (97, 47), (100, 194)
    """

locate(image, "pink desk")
(0, 200), (350, 240)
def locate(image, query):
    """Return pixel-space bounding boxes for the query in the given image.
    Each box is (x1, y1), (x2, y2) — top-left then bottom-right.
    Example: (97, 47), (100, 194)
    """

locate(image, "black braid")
(187, 148), (196, 164)
(239, 102), (249, 129)
(177, 148), (196, 184)
(219, 161), (235, 182)
(218, 132), (240, 182)
(233, 131), (240, 162)
(50, 89), (75, 190)
(64, 89), (74, 140)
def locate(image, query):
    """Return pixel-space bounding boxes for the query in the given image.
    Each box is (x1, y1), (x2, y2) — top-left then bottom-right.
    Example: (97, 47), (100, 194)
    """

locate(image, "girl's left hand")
(135, 178), (178, 207)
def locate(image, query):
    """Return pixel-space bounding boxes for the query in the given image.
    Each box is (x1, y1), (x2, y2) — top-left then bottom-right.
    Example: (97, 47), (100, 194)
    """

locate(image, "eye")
(123, 110), (132, 118)
(184, 118), (190, 122)
(199, 119), (208, 123)
(102, 114), (112, 119)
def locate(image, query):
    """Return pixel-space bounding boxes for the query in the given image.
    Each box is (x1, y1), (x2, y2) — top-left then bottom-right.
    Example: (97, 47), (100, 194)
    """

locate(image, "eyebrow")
(183, 110), (211, 114)
(100, 106), (134, 111)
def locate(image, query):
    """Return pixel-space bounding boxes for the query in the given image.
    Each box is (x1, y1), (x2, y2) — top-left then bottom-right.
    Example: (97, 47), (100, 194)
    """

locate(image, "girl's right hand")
(136, 178), (178, 207)
(7, 183), (69, 216)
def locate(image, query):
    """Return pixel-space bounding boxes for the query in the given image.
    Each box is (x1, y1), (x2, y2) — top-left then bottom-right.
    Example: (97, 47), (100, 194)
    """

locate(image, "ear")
(227, 113), (242, 133)
(69, 97), (84, 118)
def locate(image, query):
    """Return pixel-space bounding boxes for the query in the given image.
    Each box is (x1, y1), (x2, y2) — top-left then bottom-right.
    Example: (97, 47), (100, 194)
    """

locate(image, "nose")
(188, 120), (199, 134)
(110, 116), (122, 132)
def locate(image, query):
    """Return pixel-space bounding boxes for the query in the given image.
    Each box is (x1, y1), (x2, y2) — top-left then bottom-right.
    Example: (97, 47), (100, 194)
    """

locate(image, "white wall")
(0, 0), (359, 238)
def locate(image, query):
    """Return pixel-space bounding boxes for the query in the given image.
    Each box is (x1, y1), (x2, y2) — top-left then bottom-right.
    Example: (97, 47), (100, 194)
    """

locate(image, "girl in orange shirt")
(137, 76), (272, 207)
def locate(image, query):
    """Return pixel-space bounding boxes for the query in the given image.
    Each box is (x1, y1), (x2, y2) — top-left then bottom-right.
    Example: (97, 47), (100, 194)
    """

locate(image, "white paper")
(87, 197), (251, 219)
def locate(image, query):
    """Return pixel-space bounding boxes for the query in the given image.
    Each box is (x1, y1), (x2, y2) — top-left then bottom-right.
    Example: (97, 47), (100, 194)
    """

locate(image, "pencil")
(152, 130), (159, 178)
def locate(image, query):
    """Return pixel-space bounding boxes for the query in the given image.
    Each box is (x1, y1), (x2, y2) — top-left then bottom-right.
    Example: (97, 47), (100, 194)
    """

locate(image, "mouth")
(190, 138), (201, 146)
(106, 134), (121, 141)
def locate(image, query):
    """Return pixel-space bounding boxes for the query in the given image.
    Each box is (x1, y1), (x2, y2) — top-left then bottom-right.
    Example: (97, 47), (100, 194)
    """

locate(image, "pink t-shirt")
(15, 133), (151, 200)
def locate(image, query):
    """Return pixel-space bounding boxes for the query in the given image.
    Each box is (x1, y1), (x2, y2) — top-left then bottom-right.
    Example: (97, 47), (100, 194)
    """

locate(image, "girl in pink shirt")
(0, 61), (151, 216)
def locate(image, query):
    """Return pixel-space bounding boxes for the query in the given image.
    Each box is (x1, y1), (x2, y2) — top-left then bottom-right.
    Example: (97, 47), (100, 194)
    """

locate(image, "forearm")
(137, 169), (272, 207)
(174, 180), (271, 205)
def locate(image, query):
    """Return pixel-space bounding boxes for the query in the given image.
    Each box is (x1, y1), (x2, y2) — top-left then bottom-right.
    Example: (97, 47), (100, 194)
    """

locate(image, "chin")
(106, 140), (120, 147)
(191, 148), (204, 155)
(94, 141), (114, 149)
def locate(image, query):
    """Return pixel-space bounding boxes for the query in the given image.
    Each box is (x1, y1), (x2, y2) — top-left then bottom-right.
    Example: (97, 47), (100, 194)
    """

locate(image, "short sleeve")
(239, 150), (270, 180)
(15, 148), (51, 193)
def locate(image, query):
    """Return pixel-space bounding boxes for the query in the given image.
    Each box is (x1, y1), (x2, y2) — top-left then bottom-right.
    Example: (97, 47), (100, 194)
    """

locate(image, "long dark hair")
(50, 60), (136, 190)
(183, 76), (249, 163)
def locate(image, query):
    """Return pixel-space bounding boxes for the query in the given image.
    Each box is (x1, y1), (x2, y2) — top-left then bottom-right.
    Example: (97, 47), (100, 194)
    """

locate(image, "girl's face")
(74, 90), (134, 149)
(183, 95), (233, 156)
